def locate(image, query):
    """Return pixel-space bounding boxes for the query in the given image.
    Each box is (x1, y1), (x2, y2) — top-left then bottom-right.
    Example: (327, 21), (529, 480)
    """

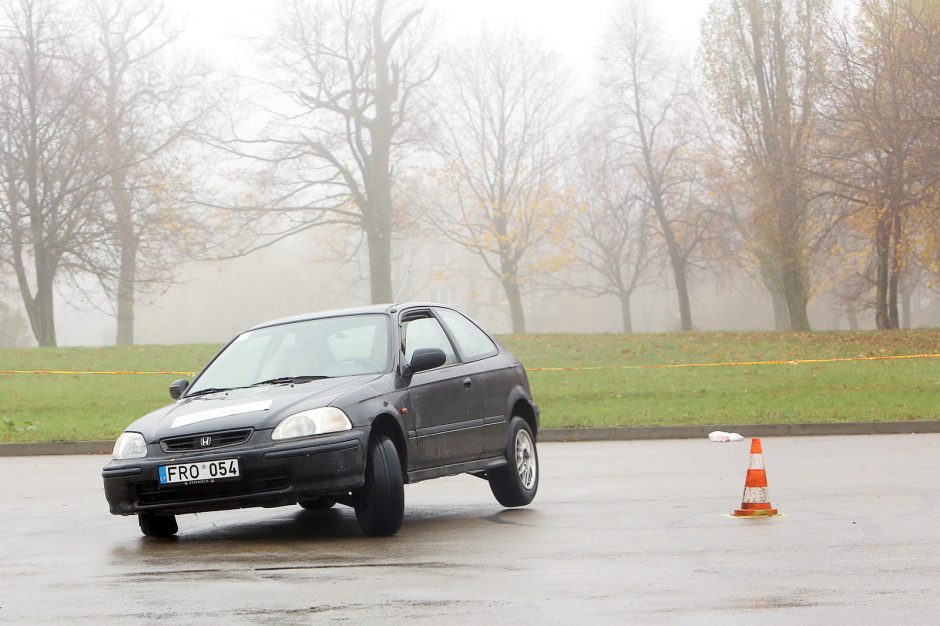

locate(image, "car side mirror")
(169, 379), (190, 400)
(400, 348), (446, 377)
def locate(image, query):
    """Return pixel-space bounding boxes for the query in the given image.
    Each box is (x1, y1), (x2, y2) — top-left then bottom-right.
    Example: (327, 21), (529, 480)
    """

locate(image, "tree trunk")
(17, 281), (57, 349)
(781, 258), (811, 331)
(366, 224), (393, 303)
(365, 6), (397, 305)
(110, 164), (138, 344)
(618, 289), (633, 333)
(770, 288), (790, 330)
(901, 288), (911, 329)
(115, 244), (137, 345)
(671, 256), (693, 331)
(776, 191), (811, 331)
(887, 264), (900, 330)
(758, 255), (789, 330)
(886, 212), (902, 330)
(10, 221), (57, 347)
(24, 200), (57, 347)
(874, 214), (890, 330)
(500, 275), (526, 334)
(27, 272), (57, 347)
(362, 154), (393, 303)
(654, 205), (693, 331)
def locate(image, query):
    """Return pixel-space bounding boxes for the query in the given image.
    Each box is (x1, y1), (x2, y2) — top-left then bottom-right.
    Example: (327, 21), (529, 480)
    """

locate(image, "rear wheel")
(488, 417), (539, 507)
(299, 497), (337, 511)
(138, 513), (178, 538)
(354, 435), (404, 536)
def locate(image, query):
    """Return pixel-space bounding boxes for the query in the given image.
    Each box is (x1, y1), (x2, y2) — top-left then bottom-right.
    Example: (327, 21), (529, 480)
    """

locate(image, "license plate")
(159, 459), (240, 485)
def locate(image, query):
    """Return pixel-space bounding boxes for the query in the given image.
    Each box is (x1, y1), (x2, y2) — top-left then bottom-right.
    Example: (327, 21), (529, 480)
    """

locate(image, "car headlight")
(271, 407), (352, 440)
(112, 432), (148, 459)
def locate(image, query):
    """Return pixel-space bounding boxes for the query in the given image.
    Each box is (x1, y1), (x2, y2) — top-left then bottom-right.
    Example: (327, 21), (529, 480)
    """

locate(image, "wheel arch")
(369, 412), (408, 481)
(509, 394), (538, 439)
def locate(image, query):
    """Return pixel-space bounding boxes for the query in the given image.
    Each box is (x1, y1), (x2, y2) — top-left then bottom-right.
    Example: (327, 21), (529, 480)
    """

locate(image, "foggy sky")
(4, 0), (939, 347)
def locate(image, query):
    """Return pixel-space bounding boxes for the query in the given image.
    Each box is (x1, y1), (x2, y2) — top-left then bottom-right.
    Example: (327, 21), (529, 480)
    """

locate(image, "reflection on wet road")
(3, 437), (940, 623)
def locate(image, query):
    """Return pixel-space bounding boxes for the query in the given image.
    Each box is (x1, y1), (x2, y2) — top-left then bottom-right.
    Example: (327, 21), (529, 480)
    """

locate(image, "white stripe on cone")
(742, 486), (769, 503)
(749, 454), (764, 470)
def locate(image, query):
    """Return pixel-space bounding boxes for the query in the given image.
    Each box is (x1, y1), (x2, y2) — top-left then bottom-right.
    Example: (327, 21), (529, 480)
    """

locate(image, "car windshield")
(187, 314), (391, 395)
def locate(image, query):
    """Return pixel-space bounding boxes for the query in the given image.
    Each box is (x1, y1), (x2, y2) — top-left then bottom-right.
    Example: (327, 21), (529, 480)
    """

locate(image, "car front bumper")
(102, 428), (369, 516)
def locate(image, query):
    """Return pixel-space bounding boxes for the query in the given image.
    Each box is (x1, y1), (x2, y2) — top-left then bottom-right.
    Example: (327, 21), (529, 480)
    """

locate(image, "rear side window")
(436, 308), (498, 361)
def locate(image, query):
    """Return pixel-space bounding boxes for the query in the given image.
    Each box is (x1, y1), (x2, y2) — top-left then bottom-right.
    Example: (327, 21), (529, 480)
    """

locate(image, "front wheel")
(138, 512), (178, 538)
(354, 435), (404, 536)
(488, 417), (539, 507)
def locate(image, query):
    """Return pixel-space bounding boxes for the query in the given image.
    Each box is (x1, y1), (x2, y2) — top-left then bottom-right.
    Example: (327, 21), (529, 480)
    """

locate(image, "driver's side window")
(401, 315), (457, 365)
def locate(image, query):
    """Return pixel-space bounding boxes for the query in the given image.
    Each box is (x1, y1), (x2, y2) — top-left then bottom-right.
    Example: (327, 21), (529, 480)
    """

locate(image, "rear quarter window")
(436, 308), (498, 361)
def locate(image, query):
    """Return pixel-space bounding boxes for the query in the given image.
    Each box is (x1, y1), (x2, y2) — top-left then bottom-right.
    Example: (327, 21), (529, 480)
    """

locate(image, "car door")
(400, 309), (484, 469)
(434, 307), (511, 459)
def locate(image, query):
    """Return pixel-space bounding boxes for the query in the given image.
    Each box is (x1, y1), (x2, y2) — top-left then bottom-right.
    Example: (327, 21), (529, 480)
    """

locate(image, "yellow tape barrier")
(1, 352), (940, 376)
(0, 369), (195, 375)
(527, 352), (940, 372)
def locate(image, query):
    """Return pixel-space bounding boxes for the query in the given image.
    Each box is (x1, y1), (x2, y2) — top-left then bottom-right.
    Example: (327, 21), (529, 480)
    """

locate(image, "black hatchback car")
(103, 303), (539, 537)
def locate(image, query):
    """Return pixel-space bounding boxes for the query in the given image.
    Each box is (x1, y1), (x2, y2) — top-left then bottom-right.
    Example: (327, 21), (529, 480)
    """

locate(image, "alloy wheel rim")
(515, 429), (536, 490)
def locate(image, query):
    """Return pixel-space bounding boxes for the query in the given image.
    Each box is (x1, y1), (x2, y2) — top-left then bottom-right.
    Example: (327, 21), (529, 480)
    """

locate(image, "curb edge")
(4, 420), (940, 456)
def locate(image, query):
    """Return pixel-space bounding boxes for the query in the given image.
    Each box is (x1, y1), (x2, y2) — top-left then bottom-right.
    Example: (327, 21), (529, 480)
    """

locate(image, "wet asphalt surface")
(2, 436), (940, 624)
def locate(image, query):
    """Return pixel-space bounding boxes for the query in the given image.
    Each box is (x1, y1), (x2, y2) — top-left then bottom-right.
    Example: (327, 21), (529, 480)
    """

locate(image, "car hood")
(127, 374), (381, 441)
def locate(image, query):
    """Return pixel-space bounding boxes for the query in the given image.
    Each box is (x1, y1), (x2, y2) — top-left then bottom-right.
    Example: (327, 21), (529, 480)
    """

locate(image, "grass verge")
(1, 330), (939, 443)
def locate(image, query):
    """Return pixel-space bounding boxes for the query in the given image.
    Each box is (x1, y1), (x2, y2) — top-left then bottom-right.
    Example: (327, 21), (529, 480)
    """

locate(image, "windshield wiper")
(186, 376), (330, 396)
(249, 375), (331, 387)
(185, 387), (233, 397)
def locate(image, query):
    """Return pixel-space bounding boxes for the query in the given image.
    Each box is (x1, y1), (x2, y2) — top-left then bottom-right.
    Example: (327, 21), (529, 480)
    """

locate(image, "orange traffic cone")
(732, 438), (779, 517)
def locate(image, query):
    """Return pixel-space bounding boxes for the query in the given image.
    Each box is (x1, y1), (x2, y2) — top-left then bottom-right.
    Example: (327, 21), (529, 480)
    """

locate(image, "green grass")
(506, 331), (940, 428)
(0, 344), (217, 443)
(2, 330), (940, 443)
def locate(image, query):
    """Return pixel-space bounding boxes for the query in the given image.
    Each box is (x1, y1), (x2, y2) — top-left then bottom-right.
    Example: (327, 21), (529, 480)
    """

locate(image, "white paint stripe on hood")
(171, 400), (273, 430)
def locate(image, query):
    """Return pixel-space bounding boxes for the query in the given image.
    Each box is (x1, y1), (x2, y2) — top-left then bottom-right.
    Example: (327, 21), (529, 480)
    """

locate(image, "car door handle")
(463, 377), (472, 389)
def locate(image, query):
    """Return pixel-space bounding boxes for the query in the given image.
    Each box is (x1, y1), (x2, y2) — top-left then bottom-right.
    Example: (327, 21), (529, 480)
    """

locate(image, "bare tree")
(0, 0), (108, 346)
(700, 117), (797, 329)
(604, 0), (713, 331)
(562, 121), (653, 332)
(821, 0), (940, 329)
(216, 0), (436, 304)
(430, 28), (572, 333)
(90, 0), (211, 344)
(700, 0), (831, 331)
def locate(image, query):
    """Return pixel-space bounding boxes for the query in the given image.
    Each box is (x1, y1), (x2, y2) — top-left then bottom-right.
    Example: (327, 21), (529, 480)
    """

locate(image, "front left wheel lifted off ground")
(138, 513), (178, 538)
(488, 417), (539, 507)
(354, 435), (404, 537)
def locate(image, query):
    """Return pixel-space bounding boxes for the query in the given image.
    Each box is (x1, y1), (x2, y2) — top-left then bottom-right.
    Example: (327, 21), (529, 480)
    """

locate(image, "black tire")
(488, 417), (539, 507)
(298, 497), (337, 511)
(138, 513), (178, 538)
(354, 435), (404, 536)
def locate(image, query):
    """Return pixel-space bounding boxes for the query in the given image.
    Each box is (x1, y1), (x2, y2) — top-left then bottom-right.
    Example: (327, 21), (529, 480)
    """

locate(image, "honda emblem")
(200, 436), (212, 447)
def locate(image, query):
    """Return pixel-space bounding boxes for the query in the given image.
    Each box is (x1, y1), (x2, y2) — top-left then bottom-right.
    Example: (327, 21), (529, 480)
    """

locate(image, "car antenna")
(394, 270), (410, 305)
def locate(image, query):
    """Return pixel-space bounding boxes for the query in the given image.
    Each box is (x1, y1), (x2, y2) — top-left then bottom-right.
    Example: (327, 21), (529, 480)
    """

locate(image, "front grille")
(160, 428), (253, 453)
(136, 468), (289, 506)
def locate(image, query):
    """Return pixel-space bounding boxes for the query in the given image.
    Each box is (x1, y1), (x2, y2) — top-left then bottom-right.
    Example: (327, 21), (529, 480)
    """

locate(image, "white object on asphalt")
(708, 430), (744, 442)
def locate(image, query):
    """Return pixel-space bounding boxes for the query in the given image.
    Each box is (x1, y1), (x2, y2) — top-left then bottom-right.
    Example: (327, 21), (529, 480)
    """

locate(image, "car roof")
(246, 302), (451, 331)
